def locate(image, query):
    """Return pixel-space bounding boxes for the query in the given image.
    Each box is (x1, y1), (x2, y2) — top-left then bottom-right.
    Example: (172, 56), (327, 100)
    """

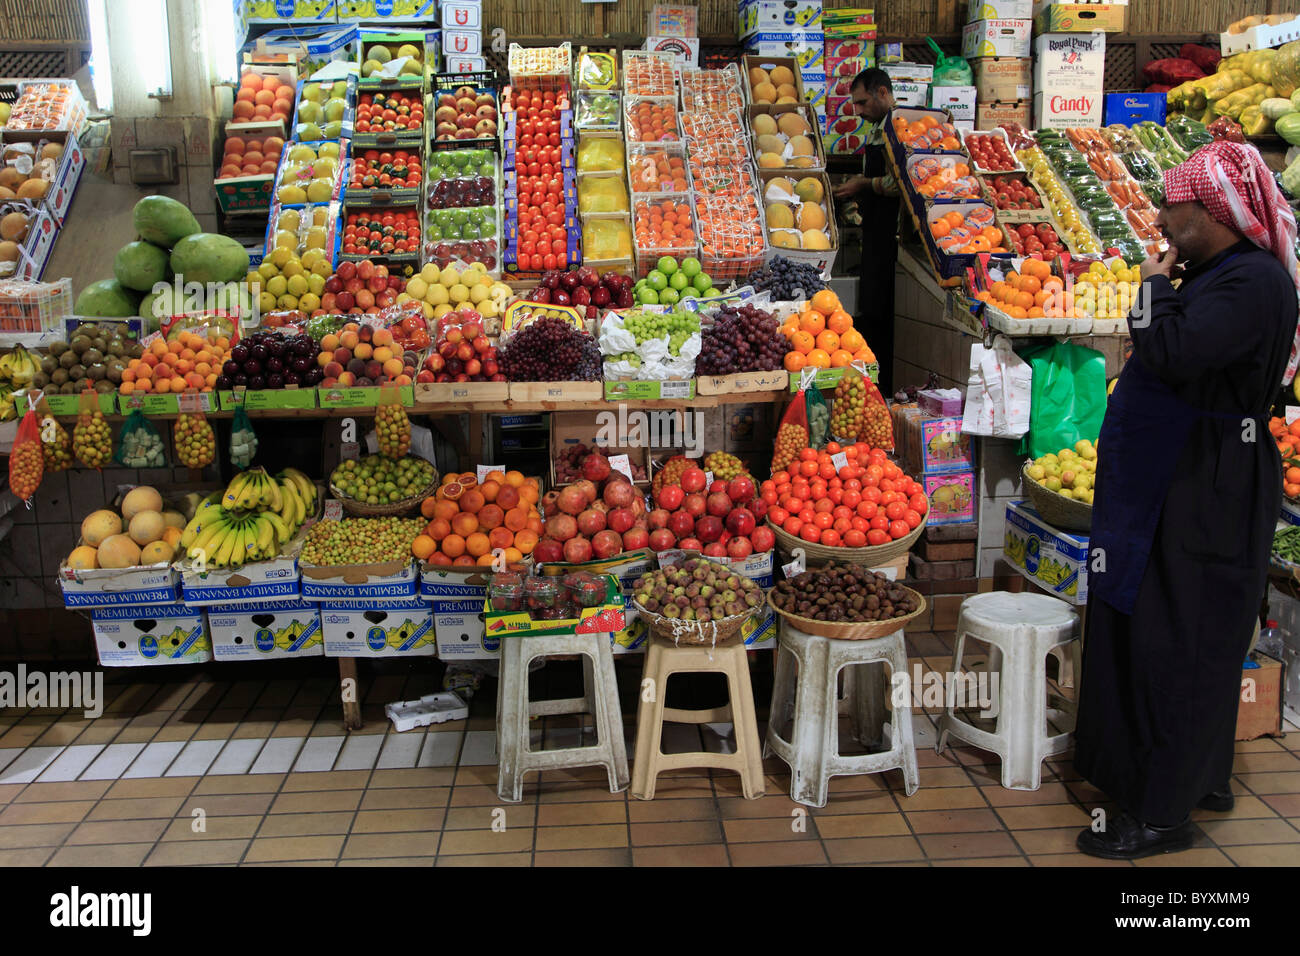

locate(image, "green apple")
(692, 273), (712, 293)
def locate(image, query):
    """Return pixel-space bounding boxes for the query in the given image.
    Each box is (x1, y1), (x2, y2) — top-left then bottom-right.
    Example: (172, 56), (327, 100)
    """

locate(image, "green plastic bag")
(928, 38), (973, 87)
(1016, 342), (1107, 460)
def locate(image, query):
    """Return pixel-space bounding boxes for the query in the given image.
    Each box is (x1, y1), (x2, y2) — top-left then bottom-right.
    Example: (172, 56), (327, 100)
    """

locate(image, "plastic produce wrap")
(622, 51), (677, 97)
(575, 91), (620, 131)
(230, 405), (258, 469)
(599, 306), (700, 381)
(265, 202), (340, 262)
(680, 66), (745, 113)
(577, 51), (618, 90)
(625, 96), (680, 143)
(582, 217), (633, 261)
(633, 197), (697, 261)
(578, 175), (629, 215)
(508, 43), (572, 80)
(577, 136), (625, 174)
(628, 144), (691, 194)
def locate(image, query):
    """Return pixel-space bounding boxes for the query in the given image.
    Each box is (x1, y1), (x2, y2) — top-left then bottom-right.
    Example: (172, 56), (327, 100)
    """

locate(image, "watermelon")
(132, 195), (200, 249)
(169, 233), (250, 285)
(75, 279), (142, 317)
(114, 240), (170, 292)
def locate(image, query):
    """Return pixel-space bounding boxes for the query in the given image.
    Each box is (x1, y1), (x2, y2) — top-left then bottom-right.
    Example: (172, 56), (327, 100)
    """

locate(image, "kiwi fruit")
(40, 355), (57, 375)
(86, 363), (106, 382)
(70, 334), (91, 354)
(93, 379), (115, 395)
(67, 365), (85, 381)
(47, 340), (67, 357)
(30, 371), (49, 389)
(58, 350), (77, 369)
(59, 381), (76, 395)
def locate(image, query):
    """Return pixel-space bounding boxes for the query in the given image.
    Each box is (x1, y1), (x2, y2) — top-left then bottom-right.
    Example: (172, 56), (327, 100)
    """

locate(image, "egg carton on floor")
(385, 691), (470, 732)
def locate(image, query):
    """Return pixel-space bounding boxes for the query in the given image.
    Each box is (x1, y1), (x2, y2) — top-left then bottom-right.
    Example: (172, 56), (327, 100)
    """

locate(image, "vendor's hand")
(1140, 245), (1180, 282)
(833, 175), (870, 199)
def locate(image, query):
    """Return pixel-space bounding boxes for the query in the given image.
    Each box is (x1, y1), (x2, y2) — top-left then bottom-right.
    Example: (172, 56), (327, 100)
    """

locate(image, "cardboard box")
(548, 410), (651, 488)
(1033, 1), (1127, 33)
(894, 407), (975, 475)
(443, 56), (487, 73)
(740, 0), (825, 38)
(1102, 92), (1166, 127)
(43, 135), (85, 225)
(883, 62), (935, 83)
(924, 472), (976, 525)
(91, 603), (212, 667)
(299, 557), (420, 601)
(1237, 653), (1284, 740)
(971, 56), (1032, 102)
(432, 597), (496, 658)
(649, 4), (699, 37)
(247, 0), (337, 23)
(207, 598), (324, 661)
(1003, 499), (1087, 604)
(442, 29), (482, 57)
(337, 0), (438, 19)
(892, 81), (929, 108)
(697, 369), (789, 396)
(217, 387), (317, 411)
(440, 0), (482, 29)
(179, 549), (302, 606)
(60, 559), (180, 609)
(969, 0), (1032, 18)
(976, 100), (1032, 130)
(320, 599), (435, 657)
(824, 38), (873, 59)
(929, 85), (978, 122)
(1033, 32), (1105, 93)
(962, 19), (1033, 59)
(744, 34), (827, 78)
(318, 385), (415, 407)
(1033, 89), (1103, 129)
(759, 169), (838, 278)
(483, 573), (626, 638)
(603, 379), (696, 402)
(644, 36), (700, 68)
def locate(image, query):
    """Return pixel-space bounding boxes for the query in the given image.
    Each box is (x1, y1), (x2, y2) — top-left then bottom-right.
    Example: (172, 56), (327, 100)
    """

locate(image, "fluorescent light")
(139, 0), (173, 98)
(87, 0), (113, 112)
(206, 0), (239, 85)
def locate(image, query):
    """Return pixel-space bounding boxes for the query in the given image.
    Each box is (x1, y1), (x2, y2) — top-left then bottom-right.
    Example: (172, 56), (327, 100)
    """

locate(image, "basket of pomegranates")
(630, 557), (766, 647)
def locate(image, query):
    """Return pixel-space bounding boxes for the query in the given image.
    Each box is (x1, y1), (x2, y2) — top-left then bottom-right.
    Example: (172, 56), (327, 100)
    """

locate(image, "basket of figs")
(767, 562), (926, 640)
(630, 557), (765, 647)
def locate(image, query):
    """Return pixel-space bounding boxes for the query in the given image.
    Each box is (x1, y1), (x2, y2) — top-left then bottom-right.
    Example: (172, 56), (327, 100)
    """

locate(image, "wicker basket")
(766, 587), (928, 640)
(769, 510), (927, 568)
(1021, 464), (1092, 533)
(330, 460), (440, 517)
(631, 599), (756, 647)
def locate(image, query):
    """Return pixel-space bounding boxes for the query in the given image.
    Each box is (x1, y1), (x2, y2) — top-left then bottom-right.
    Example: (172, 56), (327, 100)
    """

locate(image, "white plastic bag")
(961, 335), (1032, 439)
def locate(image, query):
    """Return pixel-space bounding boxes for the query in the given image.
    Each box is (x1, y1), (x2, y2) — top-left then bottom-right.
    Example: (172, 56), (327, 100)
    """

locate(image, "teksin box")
(962, 19), (1032, 59)
(206, 599), (324, 661)
(91, 603), (213, 667)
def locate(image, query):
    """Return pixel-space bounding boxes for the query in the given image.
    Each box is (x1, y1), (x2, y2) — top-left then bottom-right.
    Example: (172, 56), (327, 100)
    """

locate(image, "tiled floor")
(0, 632), (1297, 867)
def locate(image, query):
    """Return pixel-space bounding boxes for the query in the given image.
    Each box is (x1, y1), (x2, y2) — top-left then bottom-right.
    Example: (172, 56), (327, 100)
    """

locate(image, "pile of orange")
(929, 208), (1008, 254)
(634, 198), (695, 251)
(1269, 417), (1300, 498)
(892, 113), (961, 151)
(973, 259), (1086, 319)
(627, 100), (679, 142)
(780, 289), (874, 372)
(118, 332), (231, 395)
(413, 469), (543, 566)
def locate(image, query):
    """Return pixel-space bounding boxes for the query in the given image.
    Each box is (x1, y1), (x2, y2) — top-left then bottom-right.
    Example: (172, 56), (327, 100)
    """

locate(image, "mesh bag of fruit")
(73, 388), (112, 469)
(375, 385), (411, 459)
(772, 386), (810, 473)
(113, 409), (168, 469)
(37, 399), (72, 473)
(173, 411), (216, 470)
(805, 379), (830, 449)
(855, 369), (894, 451)
(230, 405), (258, 469)
(8, 402), (43, 502)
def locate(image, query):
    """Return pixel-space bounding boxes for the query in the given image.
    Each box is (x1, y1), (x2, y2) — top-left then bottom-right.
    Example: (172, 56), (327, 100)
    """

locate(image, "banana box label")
(300, 558), (419, 600)
(320, 600), (434, 657)
(60, 557), (179, 608)
(247, 0), (337, 23)
(207, 599), (324, 661)
(91, 603), (212, 667)
(1004, 500), (1089, 604)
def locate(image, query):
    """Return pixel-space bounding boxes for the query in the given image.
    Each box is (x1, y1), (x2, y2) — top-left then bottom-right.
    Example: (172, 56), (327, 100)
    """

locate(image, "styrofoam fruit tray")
(983, 301), (1092, 337)
(385, 692), (469, 732)
(958, 127), (1023, 174)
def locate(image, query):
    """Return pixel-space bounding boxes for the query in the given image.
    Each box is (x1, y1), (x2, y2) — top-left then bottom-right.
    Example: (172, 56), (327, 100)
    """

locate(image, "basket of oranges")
(411, 470), (544, 568)
(779, 289), (875, 375)
(973, 259), (1093, 336)
(923, 204), (1014, 279)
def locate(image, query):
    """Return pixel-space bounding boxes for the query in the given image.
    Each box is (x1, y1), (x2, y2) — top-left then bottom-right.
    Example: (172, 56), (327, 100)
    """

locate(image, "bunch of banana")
(277, 467), (318, 532)
(179, 506), (293, 570)
(0, 345), (37, 387)
(223, 466), (283, 513)
(0, 382), (16, 422)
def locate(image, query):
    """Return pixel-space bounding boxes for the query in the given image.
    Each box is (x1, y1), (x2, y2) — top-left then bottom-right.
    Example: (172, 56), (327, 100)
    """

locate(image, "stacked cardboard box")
(822, 8), (875, 155)
(646, 2), (701, 67)
(740, 0), (828, 125)
(963, 0), (1033, 130)
(1032, 31), (1105, 129)
(440, 0), (485, 74)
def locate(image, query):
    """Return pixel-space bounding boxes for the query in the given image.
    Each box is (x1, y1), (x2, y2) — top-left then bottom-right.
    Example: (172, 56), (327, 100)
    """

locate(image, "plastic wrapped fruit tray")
(982, 301), (1092, 338)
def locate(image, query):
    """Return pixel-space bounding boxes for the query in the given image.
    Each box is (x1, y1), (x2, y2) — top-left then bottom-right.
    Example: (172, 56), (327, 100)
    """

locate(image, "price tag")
(477, 464), (500, 482)
(657, 549), (685, 568)
(1287, 406), (1300, 425)
(704, 471), (714, 487)
(340, 442), (360, 461)
(177, 392), (210, 413)
(782, 548), (806, 579)
(830, 452), (848, 471)
(609, 454), (634, 481)
(323, 500), (343, 521)
(230, 388), (245, 405)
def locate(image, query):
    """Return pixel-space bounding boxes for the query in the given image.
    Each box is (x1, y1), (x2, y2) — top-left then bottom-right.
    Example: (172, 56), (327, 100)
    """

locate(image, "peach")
(333, 347), (351, 366)
(337, 371), (355, 386)
(382, 358), (403, 378)
(353, 342), (372, 360)
(321, 333), (340, 351)
(339, 330), (358, 349)
(373, 327), (393, 346)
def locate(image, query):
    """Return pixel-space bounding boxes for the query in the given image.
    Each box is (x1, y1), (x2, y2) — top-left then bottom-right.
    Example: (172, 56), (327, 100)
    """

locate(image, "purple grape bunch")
(499, 316), (602, 382)
(744, 255), (827, 301)
(217, 330), (323, 391)
(696, 304), (788, 376)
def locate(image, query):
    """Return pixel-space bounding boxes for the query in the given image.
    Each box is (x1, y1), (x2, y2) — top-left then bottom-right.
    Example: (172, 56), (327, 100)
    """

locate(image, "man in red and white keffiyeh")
(1157, 139), (1300, 383)
(1075, 139), (1300, 862)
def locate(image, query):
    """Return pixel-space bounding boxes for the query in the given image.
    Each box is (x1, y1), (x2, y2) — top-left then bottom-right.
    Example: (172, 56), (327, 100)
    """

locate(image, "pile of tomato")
(348, 150), (421, 190)
(763, 443), (928, 547)
(341, 209), (421, 257)
(509, 85), (573, 272)
(356, 91), (423, 134)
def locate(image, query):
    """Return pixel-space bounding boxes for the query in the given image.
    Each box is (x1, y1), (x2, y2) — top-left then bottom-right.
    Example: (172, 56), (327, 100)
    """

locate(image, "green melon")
(114, 240), (171, 292)
(132, 195), (200, 248)
(75, 279), (142, 317)
(169, 233), (250, 285)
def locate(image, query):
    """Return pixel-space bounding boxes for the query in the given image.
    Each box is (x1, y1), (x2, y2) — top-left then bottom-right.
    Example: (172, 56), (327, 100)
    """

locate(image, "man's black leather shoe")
(1196, 789), (1234, 812)
(1076, 811), (1194, 860)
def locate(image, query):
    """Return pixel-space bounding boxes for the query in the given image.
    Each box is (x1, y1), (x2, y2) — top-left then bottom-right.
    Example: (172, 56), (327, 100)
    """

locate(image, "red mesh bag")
(9, 405), (43, 502)
(771, 389), (809, 473)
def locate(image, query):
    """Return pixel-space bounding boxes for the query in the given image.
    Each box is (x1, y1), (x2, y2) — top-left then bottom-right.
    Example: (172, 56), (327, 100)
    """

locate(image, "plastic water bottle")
(1257, 619), (1284, 661)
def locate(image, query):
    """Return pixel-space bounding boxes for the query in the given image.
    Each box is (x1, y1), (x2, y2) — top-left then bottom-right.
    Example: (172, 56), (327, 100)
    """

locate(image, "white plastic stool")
(765, 624), (920, 807)
(496, 630), (629, 803)
(936, 591), (1081, 791)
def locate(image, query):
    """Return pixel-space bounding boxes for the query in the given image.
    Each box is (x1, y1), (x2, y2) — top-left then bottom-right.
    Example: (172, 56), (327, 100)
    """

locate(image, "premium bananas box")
(91, 602), (212, 667)
(180, 549), (301, 605)
(245, 0), (338, 23)
(300, 557), (420, 600)
(1003, 499), (1088, 604)
(320, 599), (435, 656)
(207, 599), (324, 660)
(60, 552), (179, 608)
